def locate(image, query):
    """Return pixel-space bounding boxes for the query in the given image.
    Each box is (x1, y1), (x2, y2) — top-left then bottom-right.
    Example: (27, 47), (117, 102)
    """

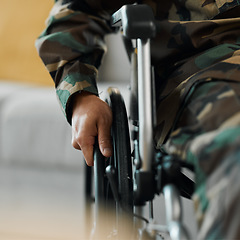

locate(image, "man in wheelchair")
(36, 0), (240, 238)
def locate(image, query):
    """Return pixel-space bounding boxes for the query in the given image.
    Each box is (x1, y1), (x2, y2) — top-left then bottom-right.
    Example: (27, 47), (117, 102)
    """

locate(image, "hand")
(71, 91), (113, 166)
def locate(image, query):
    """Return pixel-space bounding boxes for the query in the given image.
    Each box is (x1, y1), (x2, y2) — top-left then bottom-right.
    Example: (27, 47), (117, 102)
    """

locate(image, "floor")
(0, 166), (87, 240)
(0, 165), (197, 240)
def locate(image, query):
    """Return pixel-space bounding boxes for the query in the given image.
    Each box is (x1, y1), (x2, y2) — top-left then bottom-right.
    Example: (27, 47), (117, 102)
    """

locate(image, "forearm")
(35, 0), (113, 122)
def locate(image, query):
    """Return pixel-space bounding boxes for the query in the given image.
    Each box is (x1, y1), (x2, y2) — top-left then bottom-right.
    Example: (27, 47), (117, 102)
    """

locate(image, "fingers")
(73, 132), (112, 167)
(72, 139), (81, 150)
(72, 119), (112, 166)
(71, 92), (113, 166)
(72, 129), (96, 166)
(72, 134), (95, 166)
(81, 144), (94, 166)
(98, 121), (113, 158)
(72, 129), (112, 166)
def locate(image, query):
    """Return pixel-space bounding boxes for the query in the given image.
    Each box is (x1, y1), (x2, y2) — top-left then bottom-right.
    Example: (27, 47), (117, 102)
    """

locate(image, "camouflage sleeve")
(35, 0), (116, 124)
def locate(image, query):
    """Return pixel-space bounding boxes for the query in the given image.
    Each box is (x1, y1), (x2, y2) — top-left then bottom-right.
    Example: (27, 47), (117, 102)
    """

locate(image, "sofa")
(0, 78), (133, 239)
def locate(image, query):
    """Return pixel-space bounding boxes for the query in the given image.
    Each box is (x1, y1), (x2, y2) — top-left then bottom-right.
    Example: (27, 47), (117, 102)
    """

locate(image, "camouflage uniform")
(36, 0), (240, 239)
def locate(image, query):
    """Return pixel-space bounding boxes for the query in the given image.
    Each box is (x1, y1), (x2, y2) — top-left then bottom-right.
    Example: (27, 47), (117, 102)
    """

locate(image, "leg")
(164, 80), (240, 239)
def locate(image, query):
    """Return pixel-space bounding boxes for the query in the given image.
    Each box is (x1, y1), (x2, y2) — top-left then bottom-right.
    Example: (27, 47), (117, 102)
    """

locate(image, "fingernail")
(103, 148), (112, 156)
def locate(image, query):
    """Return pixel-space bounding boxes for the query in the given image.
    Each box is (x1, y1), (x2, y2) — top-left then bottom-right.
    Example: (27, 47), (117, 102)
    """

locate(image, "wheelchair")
(85, 4), (195, 240)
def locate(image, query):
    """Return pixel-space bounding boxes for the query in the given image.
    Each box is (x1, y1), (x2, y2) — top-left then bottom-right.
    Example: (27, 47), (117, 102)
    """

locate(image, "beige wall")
(0, 0), (54, 86)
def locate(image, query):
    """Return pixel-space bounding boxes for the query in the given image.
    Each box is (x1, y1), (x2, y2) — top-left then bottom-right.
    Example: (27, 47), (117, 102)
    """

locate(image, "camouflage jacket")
(36, 0), (240, 142)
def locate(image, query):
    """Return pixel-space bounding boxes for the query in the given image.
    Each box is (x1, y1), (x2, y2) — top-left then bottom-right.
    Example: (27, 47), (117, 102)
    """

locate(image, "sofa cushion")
(0, 82), (83, 169)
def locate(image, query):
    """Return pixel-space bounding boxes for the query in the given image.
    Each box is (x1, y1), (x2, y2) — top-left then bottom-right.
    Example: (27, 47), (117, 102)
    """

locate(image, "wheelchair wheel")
(106, 87), (133, 213)
(93, 87), (133, 238)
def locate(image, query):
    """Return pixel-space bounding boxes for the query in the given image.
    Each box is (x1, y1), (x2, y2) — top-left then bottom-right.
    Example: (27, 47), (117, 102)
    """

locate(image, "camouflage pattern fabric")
(163, 80), (240, 239)
(153, 18), (240, 144)
(36, 0), (240, 239)
(35, 0), (240, 124)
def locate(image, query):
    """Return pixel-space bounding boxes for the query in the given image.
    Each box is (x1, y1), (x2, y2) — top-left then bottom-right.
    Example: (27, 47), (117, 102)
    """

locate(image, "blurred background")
(0, 1), (196, 239)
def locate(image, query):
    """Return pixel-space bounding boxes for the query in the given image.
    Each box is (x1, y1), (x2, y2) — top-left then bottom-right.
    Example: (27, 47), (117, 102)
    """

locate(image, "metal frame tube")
(163, 184), (190, 240)
(137, 38), (153, 172)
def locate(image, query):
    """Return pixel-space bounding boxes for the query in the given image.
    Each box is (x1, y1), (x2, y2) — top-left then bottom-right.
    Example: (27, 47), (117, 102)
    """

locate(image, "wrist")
(68, 91), (96, 125)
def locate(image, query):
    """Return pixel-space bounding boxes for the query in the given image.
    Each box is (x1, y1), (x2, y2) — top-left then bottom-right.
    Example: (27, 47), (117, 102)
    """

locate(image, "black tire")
(93, 87), (133, 238)
(106, 87), (133, 213)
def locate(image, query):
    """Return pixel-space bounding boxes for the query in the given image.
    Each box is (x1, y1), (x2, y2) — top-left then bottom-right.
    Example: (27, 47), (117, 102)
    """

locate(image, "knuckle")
(76, 134), (84, 145)
(72, 134), (81, 147)
(99, 137), (112, 147)
(99, 115), (112, 129)
(72, 139), (81, 150)
(78, 134), (95, 148)
(72, 133), (85, 149)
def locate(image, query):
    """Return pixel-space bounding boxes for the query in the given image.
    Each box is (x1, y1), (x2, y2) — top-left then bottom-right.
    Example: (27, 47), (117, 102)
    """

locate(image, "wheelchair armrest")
(111, 4), (156, 39)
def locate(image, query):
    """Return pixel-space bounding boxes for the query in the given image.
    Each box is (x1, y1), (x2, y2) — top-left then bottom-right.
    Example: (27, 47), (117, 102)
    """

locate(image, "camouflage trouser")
(164, 79), (240, 239)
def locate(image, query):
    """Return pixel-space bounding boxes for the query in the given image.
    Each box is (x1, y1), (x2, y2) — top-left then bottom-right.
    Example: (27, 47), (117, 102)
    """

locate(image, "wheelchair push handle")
(111, 4), (156, 39)
(111, 4), (156, 174)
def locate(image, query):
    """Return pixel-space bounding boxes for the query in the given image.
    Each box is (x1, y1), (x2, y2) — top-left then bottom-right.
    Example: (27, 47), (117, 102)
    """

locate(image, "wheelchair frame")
(85, 4), (195, 240)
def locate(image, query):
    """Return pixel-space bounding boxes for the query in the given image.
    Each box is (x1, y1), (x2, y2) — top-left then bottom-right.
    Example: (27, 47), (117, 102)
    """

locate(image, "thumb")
(98, 125), (113, 158)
